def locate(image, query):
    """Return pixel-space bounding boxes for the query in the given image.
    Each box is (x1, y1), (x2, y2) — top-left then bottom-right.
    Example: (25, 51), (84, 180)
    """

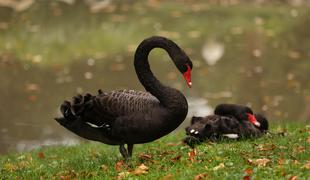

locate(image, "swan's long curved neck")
(134, 37), (187, 110)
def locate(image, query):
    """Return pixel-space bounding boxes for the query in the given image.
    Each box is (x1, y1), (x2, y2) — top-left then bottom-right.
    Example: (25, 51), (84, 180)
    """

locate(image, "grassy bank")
(1, 124), (309, 179)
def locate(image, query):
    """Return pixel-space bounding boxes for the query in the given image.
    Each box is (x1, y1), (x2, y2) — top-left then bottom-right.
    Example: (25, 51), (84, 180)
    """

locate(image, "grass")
(1, 124), (309, 179)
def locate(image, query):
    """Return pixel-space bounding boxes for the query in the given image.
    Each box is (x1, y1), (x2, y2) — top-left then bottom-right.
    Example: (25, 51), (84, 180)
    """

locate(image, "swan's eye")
(183, 64), (192, 88)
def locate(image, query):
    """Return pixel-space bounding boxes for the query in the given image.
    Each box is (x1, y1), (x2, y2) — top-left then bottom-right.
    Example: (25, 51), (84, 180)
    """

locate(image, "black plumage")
(184, 104), (269, 147)
(55, 36), (193, 158)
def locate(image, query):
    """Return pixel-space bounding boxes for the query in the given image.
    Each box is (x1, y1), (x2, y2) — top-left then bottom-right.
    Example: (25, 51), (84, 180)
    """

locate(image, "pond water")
(0, 1), (309, 154)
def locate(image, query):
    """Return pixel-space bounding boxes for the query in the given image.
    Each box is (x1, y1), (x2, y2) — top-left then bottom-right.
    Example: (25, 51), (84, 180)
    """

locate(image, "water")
(0, 1), (309, 154)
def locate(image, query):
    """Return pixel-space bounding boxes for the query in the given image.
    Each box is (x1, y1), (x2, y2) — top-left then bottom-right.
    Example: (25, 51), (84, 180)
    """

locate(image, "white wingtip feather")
(222, 134), (239, 139)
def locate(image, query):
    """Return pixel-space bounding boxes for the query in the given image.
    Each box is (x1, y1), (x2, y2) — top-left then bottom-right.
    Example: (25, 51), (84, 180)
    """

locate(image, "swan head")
(182, 63), (193, 88)
(172, 50), (192, 88)
(247, 113), (260, 127)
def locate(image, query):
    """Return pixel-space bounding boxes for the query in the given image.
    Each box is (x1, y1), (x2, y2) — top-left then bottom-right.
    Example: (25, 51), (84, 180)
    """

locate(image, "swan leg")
(127, 144), (134, 157)
(119, 144), (128, 158)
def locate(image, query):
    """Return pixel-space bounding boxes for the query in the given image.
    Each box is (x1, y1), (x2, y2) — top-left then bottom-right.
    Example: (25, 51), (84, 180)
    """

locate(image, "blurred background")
(0, 0), (309, 154)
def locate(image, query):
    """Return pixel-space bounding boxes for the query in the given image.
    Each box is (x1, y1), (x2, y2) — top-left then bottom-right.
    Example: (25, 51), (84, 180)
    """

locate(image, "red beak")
(183, 64), (192, 88)
(247, 113), (260, 127)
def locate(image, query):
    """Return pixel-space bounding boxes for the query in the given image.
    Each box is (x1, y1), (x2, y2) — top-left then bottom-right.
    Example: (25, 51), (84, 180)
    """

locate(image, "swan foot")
(119, 144), (134, 159)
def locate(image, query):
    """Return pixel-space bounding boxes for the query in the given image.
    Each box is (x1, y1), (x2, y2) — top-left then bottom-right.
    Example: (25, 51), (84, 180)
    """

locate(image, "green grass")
(1, 124), (309, 179)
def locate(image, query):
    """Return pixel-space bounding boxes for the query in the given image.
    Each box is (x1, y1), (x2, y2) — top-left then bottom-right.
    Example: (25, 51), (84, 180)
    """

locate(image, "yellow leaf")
(255, 158), (271, 167)
(132, 163), (149, 175)
(117, 172), (130, 179)
(289, 175), (298, 180)
(303, 162), (310, 170)
(247, 158), (271, 167)
(213, 163), (225, 171)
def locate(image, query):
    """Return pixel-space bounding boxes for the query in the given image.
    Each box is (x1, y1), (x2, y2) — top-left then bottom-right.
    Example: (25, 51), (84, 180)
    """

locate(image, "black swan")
(214, 103), (261, 127)
(55, 36), (193, 158)
(183, 104), (268, 147)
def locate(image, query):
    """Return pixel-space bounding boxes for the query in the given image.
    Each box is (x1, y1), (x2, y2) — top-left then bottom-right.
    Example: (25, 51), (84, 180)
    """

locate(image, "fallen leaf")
(289, 175), (298, 180)
(255, 158), (271, 167)
(188, 149), (197, 162)
(294, 146), (305, 153)
(37, 152), (45, 159)
(213, 163), (225, 171)
(139, 153), (152, 160)
(194, 173), (208, 180)
(307, 136), (310, 143)
(115, 161), (124, 172)
(302, 162), (310, 170)
(117, 172), (130, 179)
(278, 158), (284, 165)
(243, 175), (251, 180)
(244, 168), (253, 175)
(132, 164), (149, 175)
(247, 158), (271, 167)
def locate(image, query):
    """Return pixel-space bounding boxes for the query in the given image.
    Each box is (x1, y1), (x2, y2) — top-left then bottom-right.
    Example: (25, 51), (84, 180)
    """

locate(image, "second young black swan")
(55, 36), (193, 159)
(183, 104), (269, 147)
(183, 113), (268, 147)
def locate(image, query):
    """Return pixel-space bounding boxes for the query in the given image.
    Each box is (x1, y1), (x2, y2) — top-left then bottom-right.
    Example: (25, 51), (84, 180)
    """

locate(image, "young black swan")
(55, 36), (193, 159)
(183, 104), (269, 147)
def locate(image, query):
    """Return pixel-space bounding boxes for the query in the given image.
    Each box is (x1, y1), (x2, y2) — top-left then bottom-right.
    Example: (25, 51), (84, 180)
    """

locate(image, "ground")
(0, 124), (309, 179)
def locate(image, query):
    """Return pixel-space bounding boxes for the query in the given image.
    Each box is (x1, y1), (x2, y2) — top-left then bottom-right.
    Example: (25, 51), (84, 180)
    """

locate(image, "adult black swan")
(55, 36), (193, 159)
